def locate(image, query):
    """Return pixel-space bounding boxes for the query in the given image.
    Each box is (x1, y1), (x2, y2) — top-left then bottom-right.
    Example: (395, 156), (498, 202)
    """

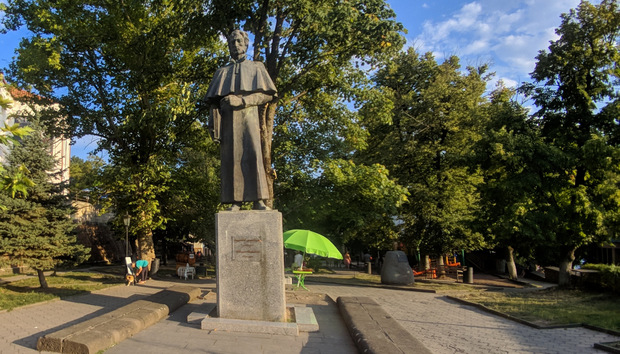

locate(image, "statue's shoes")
(254, 201), (271, 210)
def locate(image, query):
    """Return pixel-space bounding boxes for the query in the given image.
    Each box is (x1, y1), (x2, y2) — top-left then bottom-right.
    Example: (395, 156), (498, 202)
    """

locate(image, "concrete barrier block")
(338, 296), (432, 354)
(127, 307), (166, 328)
(62, 330), (115, 354)
(37, 285), (199, 354)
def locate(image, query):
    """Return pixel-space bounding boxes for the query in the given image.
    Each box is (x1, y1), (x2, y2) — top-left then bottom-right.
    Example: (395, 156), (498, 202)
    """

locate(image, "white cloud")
(456, 2), (482, 27)
(409, 0), (583, 86)
(498, 77), (519, 89)
(423, 2), (482, 42)
(463, 39), (489, 56)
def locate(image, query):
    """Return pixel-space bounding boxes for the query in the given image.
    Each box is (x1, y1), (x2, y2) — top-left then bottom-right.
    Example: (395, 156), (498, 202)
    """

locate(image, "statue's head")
(228, 29), (249, 61)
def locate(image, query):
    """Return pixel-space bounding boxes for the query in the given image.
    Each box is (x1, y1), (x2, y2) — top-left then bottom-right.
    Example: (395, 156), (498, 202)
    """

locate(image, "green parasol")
(283, 229), (343, 260)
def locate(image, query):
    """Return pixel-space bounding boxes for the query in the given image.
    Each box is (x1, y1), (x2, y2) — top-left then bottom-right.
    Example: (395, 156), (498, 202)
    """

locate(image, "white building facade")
(0, 74), (70, 187)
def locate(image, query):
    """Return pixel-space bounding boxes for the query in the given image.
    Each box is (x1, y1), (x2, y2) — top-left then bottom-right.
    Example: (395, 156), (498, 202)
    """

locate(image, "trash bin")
(150, 258), (160, 276)
(465, 267), (474, 284)
(196, 265), (207, 277)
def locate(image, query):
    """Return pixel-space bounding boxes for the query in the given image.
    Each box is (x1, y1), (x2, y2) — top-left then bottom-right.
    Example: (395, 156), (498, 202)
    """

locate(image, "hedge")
(582, 264), (620, 294)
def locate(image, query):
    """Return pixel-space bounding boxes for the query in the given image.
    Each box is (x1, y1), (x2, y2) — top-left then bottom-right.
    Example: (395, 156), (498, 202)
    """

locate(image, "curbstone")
(337, 296), (432, 354)
(37, 285), (200, 354)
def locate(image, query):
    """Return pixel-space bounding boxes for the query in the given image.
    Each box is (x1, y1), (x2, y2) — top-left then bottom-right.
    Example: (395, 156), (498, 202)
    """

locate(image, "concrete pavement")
(0, 274), (618, 353)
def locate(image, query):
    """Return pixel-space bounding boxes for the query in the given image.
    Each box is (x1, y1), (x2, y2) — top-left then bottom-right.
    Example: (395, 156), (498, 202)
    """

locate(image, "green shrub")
(306, 256), (322, 272)
(582, 264), (620, 293)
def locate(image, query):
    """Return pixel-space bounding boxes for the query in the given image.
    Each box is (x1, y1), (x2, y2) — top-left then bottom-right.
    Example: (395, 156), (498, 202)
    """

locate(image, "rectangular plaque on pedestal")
(215, 210), (286, 322)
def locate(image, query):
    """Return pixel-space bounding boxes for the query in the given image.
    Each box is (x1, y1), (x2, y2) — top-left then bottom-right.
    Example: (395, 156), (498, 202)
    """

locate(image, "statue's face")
(228, 32), (247, 60)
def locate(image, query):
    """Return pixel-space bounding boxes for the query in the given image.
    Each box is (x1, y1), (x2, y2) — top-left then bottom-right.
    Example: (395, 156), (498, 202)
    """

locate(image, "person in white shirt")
(294, 252), (304, 269)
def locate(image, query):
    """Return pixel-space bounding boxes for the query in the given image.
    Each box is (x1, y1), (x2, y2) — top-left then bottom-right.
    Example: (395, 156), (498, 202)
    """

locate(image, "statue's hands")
(221, 95), (245, 109)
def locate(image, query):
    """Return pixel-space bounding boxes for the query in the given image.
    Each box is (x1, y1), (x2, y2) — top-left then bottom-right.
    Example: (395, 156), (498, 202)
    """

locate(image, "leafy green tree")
(68, 155), (105, 200)
(161, 131), (221, 245)
(194, 0), (407, 247)
(3, 0), (224, 261)
(206, 0), (405, 207)
(474, 86), (555, 280)
(280, 158), (408, 250)
(0, 164), (34, 198)
(1, 77), (35, 201)
(3, 0), (407, 257)
(272, 64), (409, 248)
(0, 124), (34, 199)
(521, 0), (620, 285)
(361, 48), (489, 259)
(0, 123), (32, 146)
(0, 122), (88, 288)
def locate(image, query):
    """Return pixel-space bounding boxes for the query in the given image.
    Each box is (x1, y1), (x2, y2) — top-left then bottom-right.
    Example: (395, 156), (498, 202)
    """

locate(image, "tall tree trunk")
(506, 246), (518, 280)
(437, 255), (446, 279)
(137, 228), (155, 264)
(558, 247), (576, 287)
(261, 102), (278, 208)
(36, 269), (49, 289)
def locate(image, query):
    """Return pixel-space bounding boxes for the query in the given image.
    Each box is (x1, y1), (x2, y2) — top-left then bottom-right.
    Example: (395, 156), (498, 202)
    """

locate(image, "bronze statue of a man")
(203, 29), (277, 211)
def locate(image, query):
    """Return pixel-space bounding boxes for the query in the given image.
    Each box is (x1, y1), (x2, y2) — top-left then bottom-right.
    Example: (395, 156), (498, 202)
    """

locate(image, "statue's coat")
(204, 59), (277, 203)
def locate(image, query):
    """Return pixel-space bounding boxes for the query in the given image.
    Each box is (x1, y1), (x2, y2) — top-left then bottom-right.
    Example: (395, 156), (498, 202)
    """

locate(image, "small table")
(292, 270), (313, 290)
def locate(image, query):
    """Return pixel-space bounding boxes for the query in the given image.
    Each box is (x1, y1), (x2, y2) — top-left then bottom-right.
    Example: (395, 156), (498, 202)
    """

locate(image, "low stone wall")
(544, 266), (603, 289)
(37, 285), (200, 354)
(337, 296), (432, 354)
(0, 265), (31, 276)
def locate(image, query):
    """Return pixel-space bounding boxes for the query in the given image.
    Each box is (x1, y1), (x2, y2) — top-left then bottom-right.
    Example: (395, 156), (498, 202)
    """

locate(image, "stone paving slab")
(293, 306), (319, 332)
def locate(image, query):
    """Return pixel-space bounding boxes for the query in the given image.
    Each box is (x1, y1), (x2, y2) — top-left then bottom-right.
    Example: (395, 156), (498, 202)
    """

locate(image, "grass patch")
(306, 272), (476, 292)
(351, 273), (479, 292)
(0, 272), (31, 278)
(0, 272), (123, 311)
(352, 273), (382, 283)
(456, 288), (620, 331)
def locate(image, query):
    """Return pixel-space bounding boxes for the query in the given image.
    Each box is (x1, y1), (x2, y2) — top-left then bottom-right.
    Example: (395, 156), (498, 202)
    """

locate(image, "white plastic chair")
(178, 263), (195, 280)
(125, 257), (136, 286)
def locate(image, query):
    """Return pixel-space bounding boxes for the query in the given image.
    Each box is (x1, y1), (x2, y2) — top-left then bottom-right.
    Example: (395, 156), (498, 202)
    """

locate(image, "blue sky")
(0, 0), (587, 158)
(389, 0), (586, 88)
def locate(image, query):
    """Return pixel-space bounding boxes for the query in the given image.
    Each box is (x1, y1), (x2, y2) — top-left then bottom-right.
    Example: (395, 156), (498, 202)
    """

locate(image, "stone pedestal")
(215, 210), (286, 322)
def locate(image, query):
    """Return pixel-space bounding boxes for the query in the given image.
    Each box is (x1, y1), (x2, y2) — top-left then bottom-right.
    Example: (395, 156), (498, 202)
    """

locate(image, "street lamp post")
(123, 213), (131, 258)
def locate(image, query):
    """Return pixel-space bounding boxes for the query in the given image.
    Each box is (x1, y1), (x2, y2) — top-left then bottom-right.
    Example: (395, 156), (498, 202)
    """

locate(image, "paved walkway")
(0, 278), (191, 354)
(308, 282), (618, 354)
(0, 274), (618, 353)
(0, 277), (357, 354)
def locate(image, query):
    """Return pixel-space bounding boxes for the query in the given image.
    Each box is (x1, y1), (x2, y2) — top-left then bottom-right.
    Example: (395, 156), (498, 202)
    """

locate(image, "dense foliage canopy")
(1, 0), (619, 283)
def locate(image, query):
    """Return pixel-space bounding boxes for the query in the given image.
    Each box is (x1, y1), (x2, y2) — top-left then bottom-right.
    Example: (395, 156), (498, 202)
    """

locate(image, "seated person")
(133, 259), (149, 284)
(294, 251), (303, 269)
